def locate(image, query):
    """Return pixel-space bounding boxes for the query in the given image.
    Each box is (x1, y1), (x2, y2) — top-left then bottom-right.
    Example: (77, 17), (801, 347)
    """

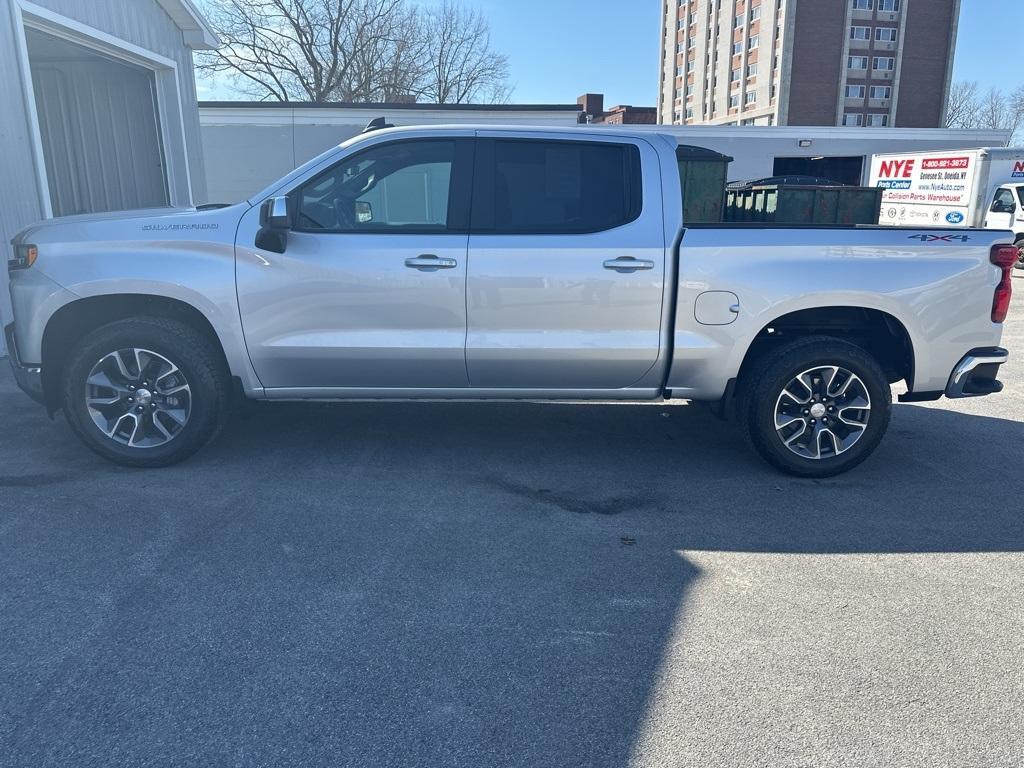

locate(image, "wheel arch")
(40, 294), (234, 412)
(736, 305), (916, 394)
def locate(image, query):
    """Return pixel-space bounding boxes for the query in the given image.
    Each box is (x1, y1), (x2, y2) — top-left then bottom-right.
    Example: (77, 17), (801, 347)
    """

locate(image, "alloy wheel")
(84, 348), (192, 448)
(773, 365), (871, 460)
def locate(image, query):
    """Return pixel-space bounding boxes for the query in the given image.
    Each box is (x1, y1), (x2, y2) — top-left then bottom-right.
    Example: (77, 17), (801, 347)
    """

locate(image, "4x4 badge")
(907, 234), (971, 243)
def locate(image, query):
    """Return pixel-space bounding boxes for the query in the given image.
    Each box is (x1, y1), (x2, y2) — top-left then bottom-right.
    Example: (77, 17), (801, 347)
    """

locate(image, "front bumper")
(945, 347), (1009, 398)
(4, 323), (44, 405)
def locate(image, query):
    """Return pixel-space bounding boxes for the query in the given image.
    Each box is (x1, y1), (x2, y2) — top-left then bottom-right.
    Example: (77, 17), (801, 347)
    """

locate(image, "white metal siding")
(27, 29), (170, 215)
(199, 106), (583, 204)
(0, 0), (209, 356)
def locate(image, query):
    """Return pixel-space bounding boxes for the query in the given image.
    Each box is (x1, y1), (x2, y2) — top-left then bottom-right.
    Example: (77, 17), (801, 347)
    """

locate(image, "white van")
(870, 147), (1024, 265)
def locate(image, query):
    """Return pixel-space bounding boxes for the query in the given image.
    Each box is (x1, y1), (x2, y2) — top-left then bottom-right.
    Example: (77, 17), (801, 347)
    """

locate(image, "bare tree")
(944, 80), (979, 129)
(197, 0), (511, 104)
(197, 0), (422, 101)
(945, 80), (1024, 144)
(977, 87), (1010, 131)
(417, 1), (510, 104)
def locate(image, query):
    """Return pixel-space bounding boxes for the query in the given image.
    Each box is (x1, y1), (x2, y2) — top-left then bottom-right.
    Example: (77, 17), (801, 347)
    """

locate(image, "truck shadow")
(2, 388), (1023, 765)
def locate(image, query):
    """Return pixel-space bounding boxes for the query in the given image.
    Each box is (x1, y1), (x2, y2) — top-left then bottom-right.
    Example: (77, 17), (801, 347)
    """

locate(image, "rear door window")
(472, 139), (642, 234)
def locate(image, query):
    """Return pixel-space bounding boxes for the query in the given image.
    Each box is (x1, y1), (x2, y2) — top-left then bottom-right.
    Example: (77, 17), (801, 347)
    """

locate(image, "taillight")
(990, 244), (1017, 323)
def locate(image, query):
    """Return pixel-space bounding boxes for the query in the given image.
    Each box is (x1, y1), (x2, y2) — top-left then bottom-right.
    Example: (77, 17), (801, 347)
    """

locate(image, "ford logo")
(945, 211), (965, 224)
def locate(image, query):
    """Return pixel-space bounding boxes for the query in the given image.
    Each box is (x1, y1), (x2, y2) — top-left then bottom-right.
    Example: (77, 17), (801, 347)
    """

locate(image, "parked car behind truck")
(871, 146), (1024, 267)
(6, 125), (1015, 476)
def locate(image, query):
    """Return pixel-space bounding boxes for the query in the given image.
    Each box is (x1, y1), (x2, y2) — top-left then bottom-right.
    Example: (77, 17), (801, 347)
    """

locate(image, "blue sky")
(197, 0), (1020, 106)
(485, 0), (1020, 107)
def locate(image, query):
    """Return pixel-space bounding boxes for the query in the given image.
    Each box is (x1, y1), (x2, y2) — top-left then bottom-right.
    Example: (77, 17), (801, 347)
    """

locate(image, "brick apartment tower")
(658, 0), (961, 127)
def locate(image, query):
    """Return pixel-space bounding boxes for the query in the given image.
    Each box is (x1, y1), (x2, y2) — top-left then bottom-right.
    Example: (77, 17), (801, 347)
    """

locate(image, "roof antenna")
(362, 117), (395, 133)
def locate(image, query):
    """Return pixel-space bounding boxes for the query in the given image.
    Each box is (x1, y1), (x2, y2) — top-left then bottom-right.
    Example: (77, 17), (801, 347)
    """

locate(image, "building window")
(873, 57), (896, 70)
(845, 85), (866, 98)
(676, 66), (684, 77)
(745, 92), (757, 104)
(688, 36), (697, 48)
(686, 107), (695, 119)
(734, 13), (745, 28)
(842, 113), (864, 126)
(867, 114), (889, 126)
(733, 40), (743, 55)
(870, 85), (892, 99)
(878, 0), (900, 10)
(731, 67), (742, 82)
(848, 56), (869, 70)
(850, 26), (871, 40)
(852, 0), (873, 9)
(748, 34), (759, 49)
(686, 84), (694, 96)
(729, 94), (740, 108)
(750, 6), (762, 21)
(747, 62), (758, 77)
(875, 27), (898, 42)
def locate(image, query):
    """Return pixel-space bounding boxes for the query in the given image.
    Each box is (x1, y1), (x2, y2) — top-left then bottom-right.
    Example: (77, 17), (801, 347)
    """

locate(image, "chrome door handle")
(405, 255), (458, 271)
(603, 257), (655, 273)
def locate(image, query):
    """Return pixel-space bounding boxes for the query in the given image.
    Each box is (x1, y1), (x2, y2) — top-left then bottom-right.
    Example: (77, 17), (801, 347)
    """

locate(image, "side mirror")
(256, 196), (292, 253)
(260, 196), (292, 229)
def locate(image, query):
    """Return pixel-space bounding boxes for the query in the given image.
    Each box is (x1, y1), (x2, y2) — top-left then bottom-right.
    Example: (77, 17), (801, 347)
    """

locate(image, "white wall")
(200, 104), (583, 203)
(201, 109), (1011, 205)
(631, 124), (1012, 184)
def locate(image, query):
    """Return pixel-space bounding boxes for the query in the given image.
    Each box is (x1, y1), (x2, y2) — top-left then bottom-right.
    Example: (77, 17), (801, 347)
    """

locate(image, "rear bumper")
(945, 347), (1008, 398)
(4, 323), (44, 405)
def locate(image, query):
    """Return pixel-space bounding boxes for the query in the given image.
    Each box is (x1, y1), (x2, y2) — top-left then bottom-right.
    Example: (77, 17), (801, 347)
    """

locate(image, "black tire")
(1015, 238), (1024, 270)
(737, 336), (892, 478)
(61, 317), (229, 467)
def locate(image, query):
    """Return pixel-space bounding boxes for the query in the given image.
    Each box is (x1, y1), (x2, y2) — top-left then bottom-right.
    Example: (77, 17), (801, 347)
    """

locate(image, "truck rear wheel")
(738, 336), (891, 477)
(61, 317), (229, 467)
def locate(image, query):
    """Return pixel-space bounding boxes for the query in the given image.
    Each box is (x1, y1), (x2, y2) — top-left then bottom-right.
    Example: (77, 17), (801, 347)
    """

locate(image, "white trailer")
(869, 148), (1024, 248)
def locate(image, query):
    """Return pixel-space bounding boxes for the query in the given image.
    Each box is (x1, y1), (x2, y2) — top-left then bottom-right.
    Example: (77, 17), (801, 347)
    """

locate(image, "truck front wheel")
(738, 336), (892, 477)
(61, 317), (230, 467)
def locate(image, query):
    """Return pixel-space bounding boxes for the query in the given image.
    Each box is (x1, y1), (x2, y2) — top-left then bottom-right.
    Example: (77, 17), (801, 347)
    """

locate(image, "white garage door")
(25, 28), (170, 217)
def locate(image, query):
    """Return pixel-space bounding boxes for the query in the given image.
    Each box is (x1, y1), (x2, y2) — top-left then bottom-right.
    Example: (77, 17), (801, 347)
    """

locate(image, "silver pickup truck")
(5, 125), (1015, 476)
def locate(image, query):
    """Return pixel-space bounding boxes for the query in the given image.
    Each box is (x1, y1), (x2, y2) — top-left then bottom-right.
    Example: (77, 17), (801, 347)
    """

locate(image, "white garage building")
(0, 0), (217, 356)
(200, 100), (1011, 205)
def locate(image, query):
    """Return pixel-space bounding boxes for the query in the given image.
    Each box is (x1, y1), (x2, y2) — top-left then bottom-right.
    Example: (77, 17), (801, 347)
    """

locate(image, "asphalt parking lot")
(1, 278), (1023, 768)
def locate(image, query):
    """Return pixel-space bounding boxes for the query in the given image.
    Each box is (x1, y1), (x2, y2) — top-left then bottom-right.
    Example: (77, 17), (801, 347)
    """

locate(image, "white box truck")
(869, 147), (1024, 265)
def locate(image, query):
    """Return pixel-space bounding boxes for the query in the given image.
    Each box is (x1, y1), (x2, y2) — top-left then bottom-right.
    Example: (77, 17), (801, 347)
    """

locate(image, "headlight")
(8, 244), (37, 271)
